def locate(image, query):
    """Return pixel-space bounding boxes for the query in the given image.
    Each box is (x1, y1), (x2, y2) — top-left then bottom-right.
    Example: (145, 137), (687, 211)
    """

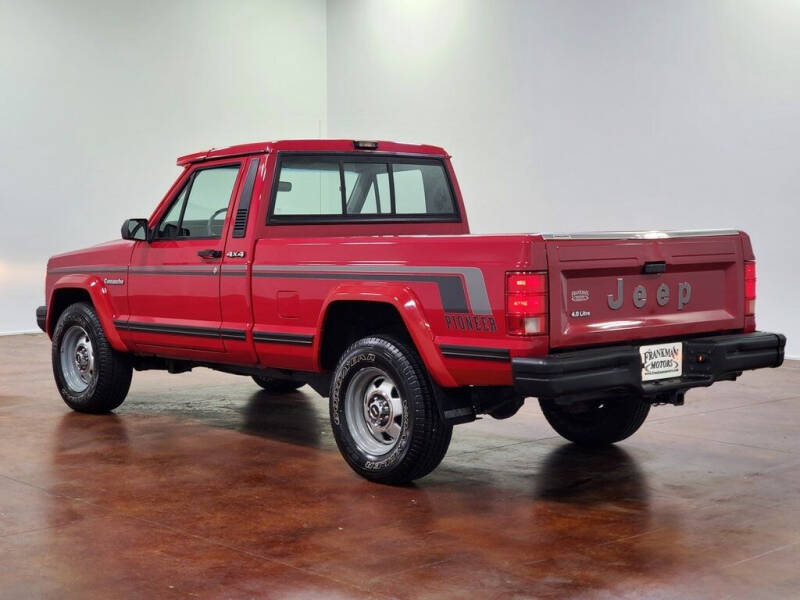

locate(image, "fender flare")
(316, 283), (458, 387)
(48, 275), (130, 352)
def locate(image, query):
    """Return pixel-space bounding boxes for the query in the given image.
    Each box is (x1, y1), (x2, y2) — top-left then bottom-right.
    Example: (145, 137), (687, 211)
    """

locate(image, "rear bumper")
(36, 306), (47, 332)
(512, 331), (786, 400)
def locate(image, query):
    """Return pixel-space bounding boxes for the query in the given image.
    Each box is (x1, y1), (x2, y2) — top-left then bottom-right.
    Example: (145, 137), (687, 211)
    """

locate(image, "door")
(126, 161), (244, 354)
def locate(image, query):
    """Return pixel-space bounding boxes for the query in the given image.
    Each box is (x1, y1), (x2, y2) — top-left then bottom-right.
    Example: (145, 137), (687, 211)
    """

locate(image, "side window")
(273, 159), (342, 216)
(156, 165), (240, 239)
(157, 185), (189, 237)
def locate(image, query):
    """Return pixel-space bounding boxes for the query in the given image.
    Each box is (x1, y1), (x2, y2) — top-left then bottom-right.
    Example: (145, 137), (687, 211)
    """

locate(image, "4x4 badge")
(226, 251), (245, 259)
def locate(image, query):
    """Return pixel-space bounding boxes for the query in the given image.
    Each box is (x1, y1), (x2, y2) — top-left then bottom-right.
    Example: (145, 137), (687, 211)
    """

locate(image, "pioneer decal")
(608, 278), (691, 311)
(444, 313), (497, 332)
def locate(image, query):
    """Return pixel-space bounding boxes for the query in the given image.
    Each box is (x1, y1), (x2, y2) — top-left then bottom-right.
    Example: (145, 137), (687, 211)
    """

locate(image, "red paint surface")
(44, 140), (754, 387)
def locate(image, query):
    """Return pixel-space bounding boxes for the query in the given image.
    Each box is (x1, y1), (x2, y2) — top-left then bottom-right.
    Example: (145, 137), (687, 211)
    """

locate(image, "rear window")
(273, 159), (343, 216)
(270, 155), (457, 221)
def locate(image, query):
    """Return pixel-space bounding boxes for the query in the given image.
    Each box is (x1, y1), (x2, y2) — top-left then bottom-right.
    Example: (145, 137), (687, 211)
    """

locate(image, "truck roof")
(176, 139), (449, 166)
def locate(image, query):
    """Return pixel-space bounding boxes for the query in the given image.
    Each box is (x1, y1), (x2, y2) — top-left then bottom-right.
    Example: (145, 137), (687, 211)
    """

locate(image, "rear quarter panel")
(250, 233), (547, 386)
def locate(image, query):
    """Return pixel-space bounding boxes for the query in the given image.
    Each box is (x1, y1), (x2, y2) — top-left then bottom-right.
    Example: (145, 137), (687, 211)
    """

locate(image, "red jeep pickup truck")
(38, 139), (786, 483)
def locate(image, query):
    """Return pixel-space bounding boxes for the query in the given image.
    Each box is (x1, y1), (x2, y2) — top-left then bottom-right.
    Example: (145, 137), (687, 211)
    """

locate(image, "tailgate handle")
(642, 261), (666, 274)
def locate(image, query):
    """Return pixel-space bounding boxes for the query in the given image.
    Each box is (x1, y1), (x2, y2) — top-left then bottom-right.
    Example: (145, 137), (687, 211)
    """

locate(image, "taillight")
(744, 261), (756, 316)
(506, 271), (547, 335)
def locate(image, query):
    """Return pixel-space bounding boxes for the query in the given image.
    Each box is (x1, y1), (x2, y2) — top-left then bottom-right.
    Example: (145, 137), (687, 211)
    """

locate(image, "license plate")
(640, 342), (683, 382)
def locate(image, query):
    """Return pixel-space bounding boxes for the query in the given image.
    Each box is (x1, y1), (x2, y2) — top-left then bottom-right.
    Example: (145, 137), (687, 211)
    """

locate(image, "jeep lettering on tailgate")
(607, 278), (692, 310)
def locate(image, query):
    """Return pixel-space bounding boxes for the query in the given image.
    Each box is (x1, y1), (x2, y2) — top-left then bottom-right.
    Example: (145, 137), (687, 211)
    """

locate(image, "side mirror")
(121, 218), (148, 241)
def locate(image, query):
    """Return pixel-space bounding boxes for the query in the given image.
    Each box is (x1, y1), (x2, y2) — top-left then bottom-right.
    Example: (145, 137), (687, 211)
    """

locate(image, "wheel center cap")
(366, 395), (391, 428)
(75, 346), (89, 371)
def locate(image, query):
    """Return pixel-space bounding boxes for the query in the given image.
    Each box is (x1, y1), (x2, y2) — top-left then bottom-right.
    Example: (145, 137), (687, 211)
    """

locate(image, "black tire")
(539, 395), (650, 446)
(330, 335), (452, 484)
(252, 375), (304, 393)
(52, 302), (132, 413)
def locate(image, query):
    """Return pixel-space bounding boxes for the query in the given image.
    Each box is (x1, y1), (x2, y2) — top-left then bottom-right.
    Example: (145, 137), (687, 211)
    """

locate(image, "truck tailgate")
(545, 232), (745, 349)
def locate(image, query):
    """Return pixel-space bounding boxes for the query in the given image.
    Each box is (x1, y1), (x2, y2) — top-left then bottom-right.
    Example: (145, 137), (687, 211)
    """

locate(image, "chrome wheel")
(59, 325), (95, 393)
(344, 367), (404, 456)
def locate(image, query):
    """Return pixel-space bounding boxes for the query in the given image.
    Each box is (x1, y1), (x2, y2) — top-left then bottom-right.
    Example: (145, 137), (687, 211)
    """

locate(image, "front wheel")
(539, 395), (650, 446)
(330, 335), (452, 484)
(52, 302), (132, 413)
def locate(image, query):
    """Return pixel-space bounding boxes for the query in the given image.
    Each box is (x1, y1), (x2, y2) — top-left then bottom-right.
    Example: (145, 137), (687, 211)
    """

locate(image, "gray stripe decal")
(51, 263), (492, 314)
(132, 265), (248, 276)
(52, 264), (244, 277)
(48, 266), (128, 274)
(252, 264), (492, 315)
(254, 271), (468, 313)
(130, 265), (217, 275)
(221, 264), (248, 276)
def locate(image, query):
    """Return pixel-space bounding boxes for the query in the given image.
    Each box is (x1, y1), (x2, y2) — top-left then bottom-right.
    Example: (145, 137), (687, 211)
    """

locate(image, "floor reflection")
(52, 412), (131, 467)
(240, 389), (326, 448)
(534, 443), (649, 506)
(122, 384), (329, 449)
(42, 409), (683, 596)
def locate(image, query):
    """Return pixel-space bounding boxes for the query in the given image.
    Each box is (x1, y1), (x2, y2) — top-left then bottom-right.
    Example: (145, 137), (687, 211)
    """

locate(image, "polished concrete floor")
(0, 333), (798, 599)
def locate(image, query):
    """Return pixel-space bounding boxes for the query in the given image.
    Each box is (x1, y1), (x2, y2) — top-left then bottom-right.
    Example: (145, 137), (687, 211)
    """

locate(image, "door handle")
(642, 261), (667, 274)
(198, 249), (222, 259)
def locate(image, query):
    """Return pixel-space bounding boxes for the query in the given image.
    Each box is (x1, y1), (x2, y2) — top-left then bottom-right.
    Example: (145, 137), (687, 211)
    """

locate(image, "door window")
(156, 165), (240, 239)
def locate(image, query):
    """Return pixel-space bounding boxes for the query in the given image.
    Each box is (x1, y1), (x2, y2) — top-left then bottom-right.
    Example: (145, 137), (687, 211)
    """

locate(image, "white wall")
(3, 1), (798, 358)
(327, 0), (800, 356)
(0, 0), (326, 332)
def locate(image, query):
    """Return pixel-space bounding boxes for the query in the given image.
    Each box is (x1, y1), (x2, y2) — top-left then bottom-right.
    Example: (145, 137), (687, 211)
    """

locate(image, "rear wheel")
(330, 335), (452, 484)
(52, 302), (132, 413)
(539, 395), (650, 446)
(251, 375), (304, 393)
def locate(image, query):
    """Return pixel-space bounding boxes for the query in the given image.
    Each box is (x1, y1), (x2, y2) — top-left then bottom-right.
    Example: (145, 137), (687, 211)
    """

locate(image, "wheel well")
(319, 301), (413, 370)
(48, 288), (92, 334)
